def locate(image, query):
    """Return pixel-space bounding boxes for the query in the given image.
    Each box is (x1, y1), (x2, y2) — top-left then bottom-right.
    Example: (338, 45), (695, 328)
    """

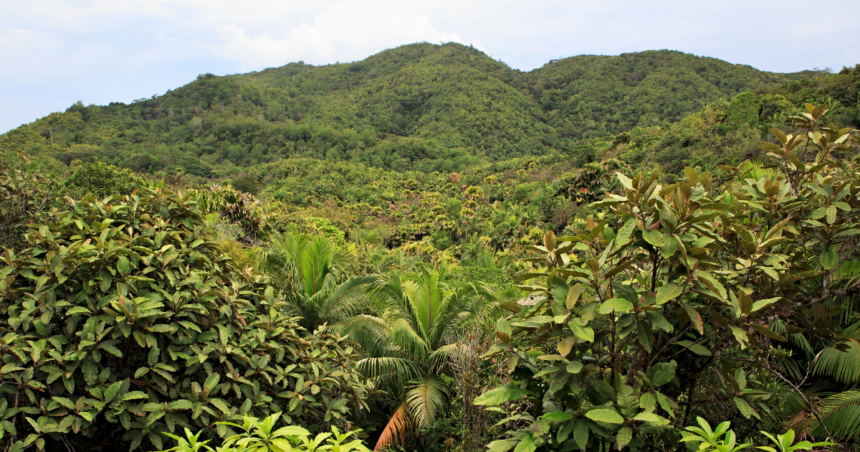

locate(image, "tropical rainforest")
(1, 42), (860, 452)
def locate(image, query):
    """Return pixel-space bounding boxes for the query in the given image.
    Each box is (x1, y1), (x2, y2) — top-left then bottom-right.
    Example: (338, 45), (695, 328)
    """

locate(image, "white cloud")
(210, 1), (486, 69)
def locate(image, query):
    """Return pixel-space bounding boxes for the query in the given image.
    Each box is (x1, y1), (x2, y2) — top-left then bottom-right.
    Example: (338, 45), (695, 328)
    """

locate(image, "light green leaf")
(616, 427), (632, 450)
(569, 320), (595, 342)
(598, 298), (633, 314)
(750, 297), (781, 313)
(656, 284), (682, 305)
(474, 384), (528, 406)
(486, 439), (518, 452)
(585, 408), (624, 424)
(734, 397), (753, 419)
(514, 434), (536, 452)
(820, 248), (838, 270)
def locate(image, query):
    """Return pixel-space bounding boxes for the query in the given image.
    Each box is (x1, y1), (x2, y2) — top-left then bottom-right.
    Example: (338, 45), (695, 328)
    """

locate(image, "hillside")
(0, 43), (823, 177)
(527, 50), (819, 137)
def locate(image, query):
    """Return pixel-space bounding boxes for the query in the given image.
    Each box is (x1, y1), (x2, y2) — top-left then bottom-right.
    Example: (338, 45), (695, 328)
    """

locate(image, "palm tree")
(257, 230), (381, 331)
(342, 266), (488, 450)
(459, 233), (484, 265)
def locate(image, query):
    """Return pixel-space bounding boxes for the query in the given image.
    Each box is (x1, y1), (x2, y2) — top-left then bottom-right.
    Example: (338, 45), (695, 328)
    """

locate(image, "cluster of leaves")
(478, 104), (859, 451)
(160, 413), (370, 452)
(63, 160), (145, 199)
(192, 184), (264, 244)
(0, 149), (56, 251)
(0, 188), (369, 451)
(681, 418), (831, 452)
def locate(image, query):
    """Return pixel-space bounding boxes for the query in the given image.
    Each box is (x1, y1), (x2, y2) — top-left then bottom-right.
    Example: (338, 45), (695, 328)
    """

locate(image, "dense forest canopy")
(1, 41), (860, 452)
(0, 43), (832, 177)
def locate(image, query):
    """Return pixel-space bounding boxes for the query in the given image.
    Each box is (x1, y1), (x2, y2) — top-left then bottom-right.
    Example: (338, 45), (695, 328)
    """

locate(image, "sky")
(1, 0), (859, 134)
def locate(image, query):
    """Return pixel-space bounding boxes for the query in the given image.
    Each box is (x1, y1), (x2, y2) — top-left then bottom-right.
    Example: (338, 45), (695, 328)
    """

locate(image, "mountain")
(0, 42), (822, 176)
(527, 50), (818, 138)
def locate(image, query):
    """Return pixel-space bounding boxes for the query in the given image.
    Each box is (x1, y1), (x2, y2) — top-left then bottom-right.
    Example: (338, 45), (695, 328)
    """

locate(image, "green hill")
(527, 50), (818, 138)
(0, 43), (823, 176)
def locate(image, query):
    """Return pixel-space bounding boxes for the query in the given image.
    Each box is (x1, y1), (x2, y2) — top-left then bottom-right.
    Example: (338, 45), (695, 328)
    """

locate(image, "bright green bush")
(158, 413), (370, 452)
(681, 418), (831, 452)
(0, 188), (369, 451)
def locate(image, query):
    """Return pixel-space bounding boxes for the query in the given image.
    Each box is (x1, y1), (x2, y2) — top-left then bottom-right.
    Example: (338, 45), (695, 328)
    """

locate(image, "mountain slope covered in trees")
(0, 43), (822, 176)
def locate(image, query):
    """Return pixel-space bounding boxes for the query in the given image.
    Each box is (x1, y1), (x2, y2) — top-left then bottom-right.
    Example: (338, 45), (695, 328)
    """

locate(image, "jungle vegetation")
(0, 44), (859, 452)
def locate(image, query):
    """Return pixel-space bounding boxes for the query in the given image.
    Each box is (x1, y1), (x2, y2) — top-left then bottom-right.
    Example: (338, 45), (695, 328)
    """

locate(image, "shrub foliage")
(0, 188), (368, 451)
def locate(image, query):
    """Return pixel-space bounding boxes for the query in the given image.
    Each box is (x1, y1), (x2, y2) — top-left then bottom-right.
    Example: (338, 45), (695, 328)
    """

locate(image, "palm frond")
(814, 339), (860, 384)
(403, 268), (445, 341)
(374, 403), (411, 451)
(406, 377), (449, 429)
(300, 235), (337, 296)
(339, 315), (392, 357)
(428, 342), (467, 372)
(318, 274), (382, 323)
(358, 356), (422, 390)
(391, 318), (430, 360)
(808, 390), (860, 441)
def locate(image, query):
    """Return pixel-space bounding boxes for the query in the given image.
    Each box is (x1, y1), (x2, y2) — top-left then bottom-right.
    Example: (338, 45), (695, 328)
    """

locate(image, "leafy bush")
(0, 188), (369, 451)
(681, 418), (831, 452)
(0, 149), (55, 250)
(159, 413), (370, 452)
(63, 160), (144, 199)
(479, 104), (858, 450)
(193, 184), (264, 244)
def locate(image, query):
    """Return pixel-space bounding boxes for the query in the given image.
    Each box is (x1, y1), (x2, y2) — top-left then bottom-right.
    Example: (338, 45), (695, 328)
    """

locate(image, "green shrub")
(480, 104), (858, 450)
(193, 184), (264, 244)
(158, 413), (370, 452)
(0, 188), (368, 451)
(0, 149), (56, 251)
(63, 160), (144, 199)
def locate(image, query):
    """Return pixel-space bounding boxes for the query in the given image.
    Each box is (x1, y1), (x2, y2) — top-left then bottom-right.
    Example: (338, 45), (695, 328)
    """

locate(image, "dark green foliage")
(0, 188), (368, 451)
(0, 149), (56, 251)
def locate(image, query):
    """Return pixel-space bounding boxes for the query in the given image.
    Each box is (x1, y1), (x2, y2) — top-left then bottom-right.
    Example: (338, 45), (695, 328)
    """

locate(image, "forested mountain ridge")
(528, 50), (820, 137)
(0, 43), (821, 176)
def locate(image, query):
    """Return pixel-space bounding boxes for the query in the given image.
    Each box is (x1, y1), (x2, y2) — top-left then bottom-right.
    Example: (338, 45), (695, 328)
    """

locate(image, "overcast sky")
(2, 0), (858, 134)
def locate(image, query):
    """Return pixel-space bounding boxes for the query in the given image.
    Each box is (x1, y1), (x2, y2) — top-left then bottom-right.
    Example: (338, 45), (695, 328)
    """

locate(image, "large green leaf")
(656, 283), (682, 305)
(514, 434), (537, 452)
(648, 361), (677, 387)
(487, 439), (518, 452)
(585, 408), (624, 424)
(474, 384), (528, 406)
(598, 298), (634, 314)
